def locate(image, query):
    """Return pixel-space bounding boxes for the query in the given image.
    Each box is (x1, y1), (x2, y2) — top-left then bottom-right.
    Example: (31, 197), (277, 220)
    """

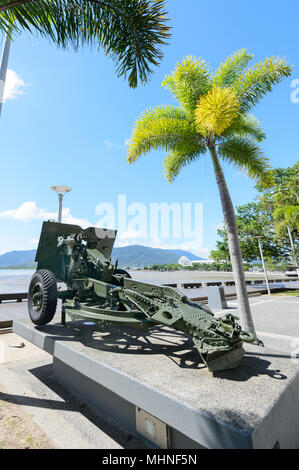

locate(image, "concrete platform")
(13, 316), (299, 449)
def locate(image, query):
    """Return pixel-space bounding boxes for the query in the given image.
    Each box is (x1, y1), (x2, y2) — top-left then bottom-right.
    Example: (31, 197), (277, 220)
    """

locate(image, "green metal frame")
(30, 221), (255, 373)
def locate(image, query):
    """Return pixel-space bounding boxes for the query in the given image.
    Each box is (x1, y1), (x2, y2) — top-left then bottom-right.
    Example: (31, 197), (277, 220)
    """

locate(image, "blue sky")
(0, 0), (298, 258)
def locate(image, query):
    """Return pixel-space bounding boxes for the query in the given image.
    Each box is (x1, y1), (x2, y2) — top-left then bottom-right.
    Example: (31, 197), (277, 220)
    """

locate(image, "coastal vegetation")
(143, 261), (288, 273)
(211, 161), (299, 264)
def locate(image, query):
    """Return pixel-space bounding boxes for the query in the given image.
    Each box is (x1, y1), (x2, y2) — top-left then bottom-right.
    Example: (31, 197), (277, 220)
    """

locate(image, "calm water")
(0, 268), (290, 294)
(0, 269), (35, 294)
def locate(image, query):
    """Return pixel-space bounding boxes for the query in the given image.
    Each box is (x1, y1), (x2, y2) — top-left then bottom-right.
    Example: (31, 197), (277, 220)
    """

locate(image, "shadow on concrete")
(34, 321), (289, 380)
(213, 354), (288, 381)
(36, 321), (206, 370)
(0, 363), (148, 449)
(0, 388), (78, 411)
(80, 324), (206, 370)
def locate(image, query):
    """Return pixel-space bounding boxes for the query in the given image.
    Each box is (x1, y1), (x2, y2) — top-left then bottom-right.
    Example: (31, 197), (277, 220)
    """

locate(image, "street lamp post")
(287, 225), (297, 265)
(51, 185), (72, 223)
(286, 184), (299, 266)
(0, 35), (11, 117)
(257, 237), (271, 295)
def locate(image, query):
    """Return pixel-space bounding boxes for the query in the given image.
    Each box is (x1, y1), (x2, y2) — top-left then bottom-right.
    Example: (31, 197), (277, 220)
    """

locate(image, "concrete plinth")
(13, 316), (299, 449)
(207, 286), (228, 309)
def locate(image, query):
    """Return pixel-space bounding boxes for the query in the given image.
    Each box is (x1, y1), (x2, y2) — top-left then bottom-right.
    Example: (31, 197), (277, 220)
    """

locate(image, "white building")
(178, 256), (192, 266)
(178, 256), (215, 266)
(192, 259), (215, 265)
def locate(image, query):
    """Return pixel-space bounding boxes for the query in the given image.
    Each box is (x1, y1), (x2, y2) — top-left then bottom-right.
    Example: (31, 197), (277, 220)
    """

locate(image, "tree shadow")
(0, 364), (149, 449)
(35, 320), (291, 380)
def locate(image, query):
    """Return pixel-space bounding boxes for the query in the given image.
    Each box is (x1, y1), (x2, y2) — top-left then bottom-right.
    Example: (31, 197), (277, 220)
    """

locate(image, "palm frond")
(218, 136), (271, 179)
(133, 105), (189, 125)
(195, 86), (240, 136)
(0, 0), (171, 87)
(220, 115), (266, 143)
(162, 56), (212, 117)
(127, 109), (200, 163)
(273, 205), (299, 234)
(213, 49), (254, 87)
(164, 146), (205, 182)
(233, 56), (293, 113)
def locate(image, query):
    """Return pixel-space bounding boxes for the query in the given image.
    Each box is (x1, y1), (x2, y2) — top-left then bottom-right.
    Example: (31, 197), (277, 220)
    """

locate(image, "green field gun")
(28, 221), (255, 372)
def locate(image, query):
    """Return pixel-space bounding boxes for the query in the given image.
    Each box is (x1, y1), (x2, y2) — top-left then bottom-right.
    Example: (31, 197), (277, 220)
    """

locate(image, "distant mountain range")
(111, 245), (202, 268)
(0, 249), (37, 268)
(0, 245), (202, 269)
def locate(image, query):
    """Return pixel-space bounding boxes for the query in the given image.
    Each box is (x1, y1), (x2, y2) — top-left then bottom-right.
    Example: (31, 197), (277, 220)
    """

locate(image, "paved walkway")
(214, 294), (299, 355)
(0, 300), (63, 323)
(0, 301), (28, 322)
(0, 332), (149, 449)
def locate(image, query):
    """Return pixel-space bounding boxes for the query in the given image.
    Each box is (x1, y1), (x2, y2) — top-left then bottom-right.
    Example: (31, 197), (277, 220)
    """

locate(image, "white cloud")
(190, 247), (211, 259)
(3, 69), (27, 102)
(0, 201), (92, 228)
(115, 239), (139, 247)
(118, 230), (142, 240)
(233, 170), (246, 179)
(213, 222), (224, 231)
(104, 138), (130, 151)
(0, 201), (38, 221)
(59, 207), (92, 228)
(28, 238), (39, 247)
(115, 231), (142, 247)
(104, 140), (115, 151)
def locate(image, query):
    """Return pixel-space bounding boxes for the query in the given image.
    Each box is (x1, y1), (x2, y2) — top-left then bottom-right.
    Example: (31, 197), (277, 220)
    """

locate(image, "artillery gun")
(28, 221), (255, 372)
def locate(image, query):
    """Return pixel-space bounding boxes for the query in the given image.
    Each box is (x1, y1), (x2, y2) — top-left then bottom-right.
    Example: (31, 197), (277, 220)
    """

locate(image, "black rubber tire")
(114, 268), (132, 278)
(28, 269), (57, 325)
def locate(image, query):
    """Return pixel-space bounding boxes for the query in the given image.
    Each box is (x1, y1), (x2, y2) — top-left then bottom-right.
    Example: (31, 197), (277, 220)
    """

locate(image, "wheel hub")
(32, 284), (43, 311)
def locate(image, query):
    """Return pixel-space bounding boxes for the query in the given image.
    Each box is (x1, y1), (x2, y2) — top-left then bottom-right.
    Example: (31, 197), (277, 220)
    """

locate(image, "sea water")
(0, 269), (35, 294)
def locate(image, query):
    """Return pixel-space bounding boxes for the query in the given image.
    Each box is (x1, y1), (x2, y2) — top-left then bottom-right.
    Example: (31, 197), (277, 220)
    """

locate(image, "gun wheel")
(28, 269), (57, 325)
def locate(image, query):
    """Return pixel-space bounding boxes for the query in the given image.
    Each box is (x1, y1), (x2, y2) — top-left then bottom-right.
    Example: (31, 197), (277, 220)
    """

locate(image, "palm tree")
(127, 49), (292, 336)
(0, 0), (170, 87)
(273, 205), (299, 264)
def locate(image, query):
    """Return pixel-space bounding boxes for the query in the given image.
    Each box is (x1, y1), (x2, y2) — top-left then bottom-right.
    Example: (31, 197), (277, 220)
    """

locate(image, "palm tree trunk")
(209, 143), (257, 337)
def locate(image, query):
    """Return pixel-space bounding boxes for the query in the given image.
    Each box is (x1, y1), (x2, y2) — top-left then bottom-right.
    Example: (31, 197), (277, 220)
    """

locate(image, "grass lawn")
(272, 290), (299, 297)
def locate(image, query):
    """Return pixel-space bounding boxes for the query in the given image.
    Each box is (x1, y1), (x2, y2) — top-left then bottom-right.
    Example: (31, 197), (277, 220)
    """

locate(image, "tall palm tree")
(0, 0), (170, 87)
(127, 50), (292, 336)
(273, 205), (299, 263)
